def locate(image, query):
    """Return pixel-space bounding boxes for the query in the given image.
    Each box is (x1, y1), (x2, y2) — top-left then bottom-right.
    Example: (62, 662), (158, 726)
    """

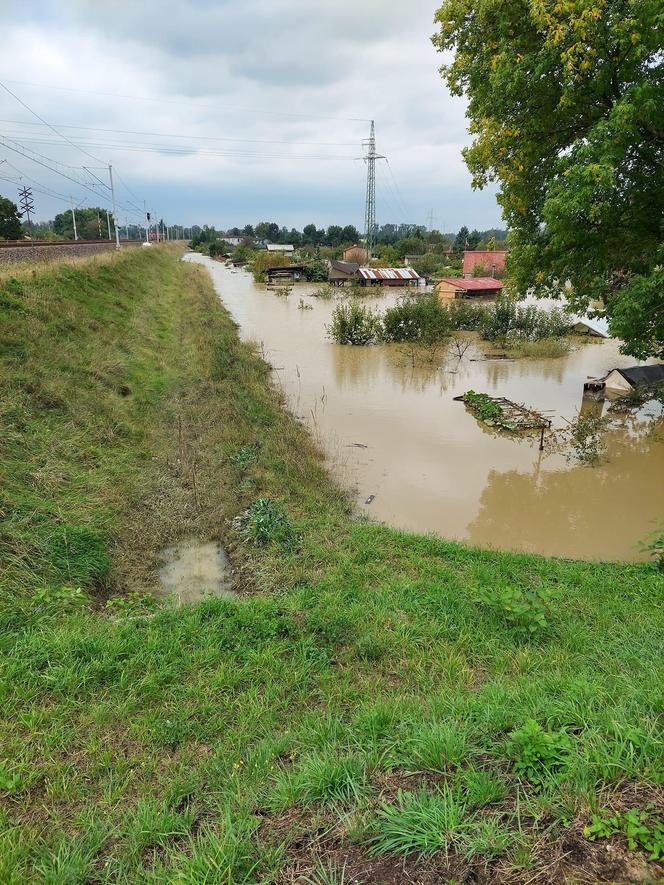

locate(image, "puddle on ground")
(158, 539), (236, 603)
(187, 255), (664, 562)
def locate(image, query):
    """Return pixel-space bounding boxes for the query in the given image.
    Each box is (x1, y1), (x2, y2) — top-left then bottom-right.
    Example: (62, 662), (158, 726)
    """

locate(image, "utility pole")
(97, 210), (102, 239)
(108, 164), (120, 250)
(361, 121), (384, 259)
(143, 201), (150, 244)
(70, 197), (78, 240)
(106, 210), (112, 240)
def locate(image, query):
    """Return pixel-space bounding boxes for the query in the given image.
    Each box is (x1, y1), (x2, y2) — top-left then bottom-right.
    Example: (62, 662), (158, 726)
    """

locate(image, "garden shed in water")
(327, 259), (359, 285)
(602, 365), (664, 393)
(436, 277), (504, 299)
(357, 267), (421, 287)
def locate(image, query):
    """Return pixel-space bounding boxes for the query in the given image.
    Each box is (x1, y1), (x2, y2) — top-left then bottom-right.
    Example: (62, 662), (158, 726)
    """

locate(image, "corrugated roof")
(437, 277), (503, 290)
(358, 267), (421, 281)
(266, 244), (294, 251)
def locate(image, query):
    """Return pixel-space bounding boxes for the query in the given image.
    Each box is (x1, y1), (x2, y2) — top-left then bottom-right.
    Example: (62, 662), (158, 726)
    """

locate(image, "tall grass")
(1, 248), (662, 882)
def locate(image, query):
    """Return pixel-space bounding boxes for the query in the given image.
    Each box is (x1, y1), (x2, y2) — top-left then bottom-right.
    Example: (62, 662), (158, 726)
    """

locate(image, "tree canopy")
(0, 195), (23, 240)
(433, 0), (664, 357)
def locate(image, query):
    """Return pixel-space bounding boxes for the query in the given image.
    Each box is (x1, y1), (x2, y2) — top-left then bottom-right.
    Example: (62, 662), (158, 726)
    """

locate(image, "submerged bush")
(382, 293), (451, 344)
(327, 300), (383, 345)
(480, 296), (570, 342)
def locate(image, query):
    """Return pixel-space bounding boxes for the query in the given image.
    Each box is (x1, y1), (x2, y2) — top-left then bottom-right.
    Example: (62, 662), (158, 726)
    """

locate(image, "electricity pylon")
(361, 121), (384, 259)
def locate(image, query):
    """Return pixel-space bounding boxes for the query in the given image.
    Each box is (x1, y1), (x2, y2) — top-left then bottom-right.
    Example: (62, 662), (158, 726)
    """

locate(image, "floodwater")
(188, 255), (664, 562)
(158, 539), (235, 603)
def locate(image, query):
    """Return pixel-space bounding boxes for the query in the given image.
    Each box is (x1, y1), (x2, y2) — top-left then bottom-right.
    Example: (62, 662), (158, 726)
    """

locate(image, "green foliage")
(304, 259), (328, 282)
(507, 720), (572, 784)
(433, 0), (664, 358)
(403, 721), (467, 773)
(105, 591), (158, 616)
(586, 808), (664, 861)
(235, 497), (299, 550)
(640, 528), (664, 572)
(369, 788), (469, 857)
(476, 582), (555, 637)
(0, 196), (23, 240)
(479, 297), (569, 343)
(462, 391), (517, 432)
(382, 293), (451, 344)
(327, 300), (383, 345)
(251, 250), (292, 282)
(567, 413), (609, 466)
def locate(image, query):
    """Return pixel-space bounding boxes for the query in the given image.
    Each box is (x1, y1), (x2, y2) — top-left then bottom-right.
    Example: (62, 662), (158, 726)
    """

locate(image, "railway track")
(0, 239), (145, 249)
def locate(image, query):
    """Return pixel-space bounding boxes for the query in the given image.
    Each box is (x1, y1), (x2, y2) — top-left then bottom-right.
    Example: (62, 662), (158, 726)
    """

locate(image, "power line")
(2, 79), (372, 124)
(0, 134), (355, 162)
(0, 118), (360, 148)
(0, 79), (105, 164)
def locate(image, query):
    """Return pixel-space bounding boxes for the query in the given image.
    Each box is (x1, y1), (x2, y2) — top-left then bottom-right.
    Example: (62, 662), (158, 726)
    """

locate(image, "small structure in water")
(436, 277), (504, 299)
(327, 259), (359, 285)
(357, 267), (421, 287)
(265, 264), (306, 283)
(584, 364), (664, 396)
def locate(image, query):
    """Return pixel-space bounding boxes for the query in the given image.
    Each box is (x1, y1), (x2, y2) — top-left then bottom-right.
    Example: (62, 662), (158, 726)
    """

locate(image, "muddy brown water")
(189, 255), (664, 562)
(158, 539), (235, 603)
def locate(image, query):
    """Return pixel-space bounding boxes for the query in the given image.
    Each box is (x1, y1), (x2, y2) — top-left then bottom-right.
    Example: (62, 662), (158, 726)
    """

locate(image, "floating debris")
(365, 494), (375, 504)
(455, 391), (552, 449)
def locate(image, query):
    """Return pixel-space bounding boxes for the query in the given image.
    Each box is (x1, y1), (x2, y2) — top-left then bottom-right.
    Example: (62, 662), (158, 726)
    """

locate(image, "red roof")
(438, 277), (503, 291)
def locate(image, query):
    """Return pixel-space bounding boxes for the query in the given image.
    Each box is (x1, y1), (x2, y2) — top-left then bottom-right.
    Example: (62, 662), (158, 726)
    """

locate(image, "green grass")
(1, 247), (663, 882)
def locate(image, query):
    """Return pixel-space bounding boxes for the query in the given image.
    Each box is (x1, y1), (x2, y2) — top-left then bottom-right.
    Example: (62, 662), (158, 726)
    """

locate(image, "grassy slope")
(0, 248), (662, 883)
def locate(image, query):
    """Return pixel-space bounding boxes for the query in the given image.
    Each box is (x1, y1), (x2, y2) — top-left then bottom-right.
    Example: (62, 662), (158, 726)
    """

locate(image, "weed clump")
(234, 497), (300, 550)
(368, 787), (469, 857)
(475, 583), (555, 637)
(506, 719), (572, 783)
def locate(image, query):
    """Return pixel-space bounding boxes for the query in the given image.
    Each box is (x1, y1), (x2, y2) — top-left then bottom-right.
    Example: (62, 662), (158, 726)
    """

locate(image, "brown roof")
(437, 277), (504, 290)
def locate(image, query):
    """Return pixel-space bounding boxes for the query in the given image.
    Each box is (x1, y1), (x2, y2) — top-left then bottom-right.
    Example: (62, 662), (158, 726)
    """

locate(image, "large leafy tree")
(433, 0), (664, 357)
(0, 195), (23, 240)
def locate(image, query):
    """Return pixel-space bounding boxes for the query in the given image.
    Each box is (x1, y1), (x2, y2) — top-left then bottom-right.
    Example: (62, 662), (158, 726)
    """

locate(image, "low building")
(436, 277), (504, 299)
(266, 244), (295, 254)
(265, 264), (305, 283)
(358, 267), (421, 287)
(222, 236), (243, 247)
(571, 316), (610, 338)
(602, 365), (664, 393)
(463, 250), (508, 278)
(327, 259), (359, 285)
(342, 244), (369, 264)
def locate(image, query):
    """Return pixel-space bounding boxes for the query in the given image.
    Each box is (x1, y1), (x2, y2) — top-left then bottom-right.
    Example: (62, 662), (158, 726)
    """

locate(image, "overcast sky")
(0, 0), (503, 232)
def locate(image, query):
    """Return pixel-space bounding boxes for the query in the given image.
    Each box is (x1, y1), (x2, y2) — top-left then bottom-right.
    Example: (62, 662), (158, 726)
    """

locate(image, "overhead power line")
(2, 79), (372, 124)
(0, 79), (105, 164)
(0, 118), (359, 148)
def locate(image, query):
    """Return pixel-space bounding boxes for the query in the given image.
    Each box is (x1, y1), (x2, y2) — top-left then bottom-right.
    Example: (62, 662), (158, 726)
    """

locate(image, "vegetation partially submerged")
(1, 248), (663, 882)
(328, 293), (576, 359)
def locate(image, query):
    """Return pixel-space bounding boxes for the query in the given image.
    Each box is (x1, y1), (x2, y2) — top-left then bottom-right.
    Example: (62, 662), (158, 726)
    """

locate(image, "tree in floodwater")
(433, 0), (664, 358)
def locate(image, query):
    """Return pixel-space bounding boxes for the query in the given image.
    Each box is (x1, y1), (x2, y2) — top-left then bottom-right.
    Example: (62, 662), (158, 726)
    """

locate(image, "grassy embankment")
(1, 247), (663, 883)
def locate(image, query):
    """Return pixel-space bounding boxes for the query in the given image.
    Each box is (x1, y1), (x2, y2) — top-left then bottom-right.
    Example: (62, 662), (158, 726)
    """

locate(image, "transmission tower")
(426, 208), (435, 231)
(18, 186), (34, 231)
(361, 121), (384, 258)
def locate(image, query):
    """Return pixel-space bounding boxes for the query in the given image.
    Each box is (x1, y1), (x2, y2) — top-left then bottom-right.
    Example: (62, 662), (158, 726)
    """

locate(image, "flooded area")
(189, 255), (664, 562)
(158, 539), (236, 603)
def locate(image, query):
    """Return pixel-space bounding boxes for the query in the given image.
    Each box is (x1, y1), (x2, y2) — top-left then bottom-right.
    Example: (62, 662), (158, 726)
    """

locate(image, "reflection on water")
(188, 255), (664, 562)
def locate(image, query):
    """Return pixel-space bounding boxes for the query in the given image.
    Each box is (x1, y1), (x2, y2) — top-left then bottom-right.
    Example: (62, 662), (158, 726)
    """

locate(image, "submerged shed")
(327, 259), (359, 285)
(358, 267), (421, 286)
(436, 277), (504, 299)
(603, 365), (664, 392)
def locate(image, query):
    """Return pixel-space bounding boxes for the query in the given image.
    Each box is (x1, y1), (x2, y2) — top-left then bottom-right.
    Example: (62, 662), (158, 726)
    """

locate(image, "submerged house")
(603, 365), (664, 393)
(585, 364), (664, 395)
(462, 250), (508, 278)
(436, 277), (504, 299)
(265, 264), (306, 283)
(357, 267), (421, 287)
(327, 259), (360, 285)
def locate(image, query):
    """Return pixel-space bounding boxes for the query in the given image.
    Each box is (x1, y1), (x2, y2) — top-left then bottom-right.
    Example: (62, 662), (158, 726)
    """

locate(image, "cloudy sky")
(0, 1), (502, 233)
